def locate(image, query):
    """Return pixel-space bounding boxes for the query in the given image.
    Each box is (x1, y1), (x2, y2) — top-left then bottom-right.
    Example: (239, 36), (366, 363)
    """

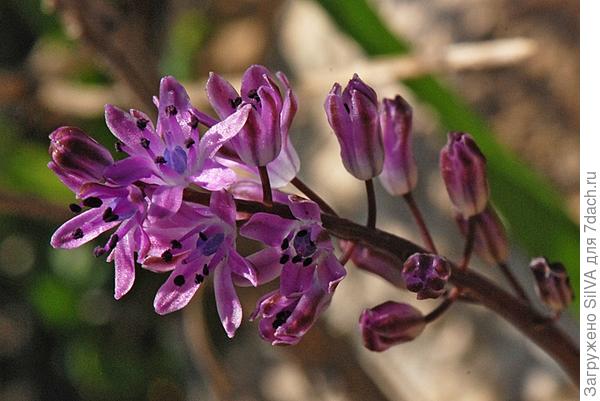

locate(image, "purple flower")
(250, 277), (333, 345)
(440, 132), (489, 217)
(48, 126), (114, 193)
(402, 253), (451, 299)
(529, 257), (574, 314)
(324, 74), (383, 180)
(455, 205), (509, 265)
(104, 76), (252, 218)
(240, 195), (346, 297)
(151, 190), (257, 338)
(359, 301), (426, 351)
(379, 95), (417, 196)
(206, 65), (298, 169)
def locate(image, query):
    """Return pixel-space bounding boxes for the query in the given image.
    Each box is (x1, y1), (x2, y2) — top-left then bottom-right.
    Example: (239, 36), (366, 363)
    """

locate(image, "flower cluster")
(49, 67), (572, 352)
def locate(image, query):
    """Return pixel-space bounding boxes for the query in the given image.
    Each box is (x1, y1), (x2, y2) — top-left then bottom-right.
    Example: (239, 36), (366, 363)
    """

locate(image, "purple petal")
(48, 161), (86, 193)
(277, 72), (298, 138)
(113, 230), (136, 299)
(104, 156), (155, 185)
(157, 76), (192, 145)
(206, 72), (240, 119)
(195, 105), (252, 165)
(288, 196), (321, 222)
(266, 136), (300, 188)
(241, 65), (271, 100)
(317, 253), (346, 293)
(192, 159), (237, 191)
(153, 260), (205, 315)
(228, 250), (257, 286)
(280, 263), (315, 297)
(240, 213), (295, 246)
(148, 185), (183, 219)
(214, 263), (242, 338)
(51, 207), (120, 249)
(234, 247), (281, 287)
(209, 190), (236, 227)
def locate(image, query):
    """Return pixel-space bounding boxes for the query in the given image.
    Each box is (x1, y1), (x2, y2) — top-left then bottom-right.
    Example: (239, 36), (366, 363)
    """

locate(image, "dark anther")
(343, 103), (350, 113)
(174, 275), (185, 287)
(170, 240), (182, 249)
(198, 232), (208, 241)
(281, 238), (289, 250)
(93, 246), (106, 257)
(194, 274), (204, 284)
(136, 118), (149, 130)
(72, 228), (84, 239)
(297, 229), (308, 237)
(69, 203), (82, 213)
(303, 257), (313, 267)
(83, 197), (103, 208)
(140, 138), (150, 149)
(108, 234), (119, 250)
(203, 264), (209, 276)
(161, 250), (173, 263)
(115, 141), (124, 152)
(292, 255), (302, 264)
(229, 96), (243, 109)
(188, 116), (199, 129)
(247, 90), (260, 102)
(165, 105), (177, 116)
(279, 254), (290, 264)
(102, 207), (119, 222)
(155, 156), (167, 164)
(184, 138), (195, 148)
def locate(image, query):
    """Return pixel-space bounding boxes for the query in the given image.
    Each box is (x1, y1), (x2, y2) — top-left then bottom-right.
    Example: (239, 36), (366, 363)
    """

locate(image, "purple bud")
(455, 206), (509, 264)
(49, 126), (113, 182)
(439, 132), (489, 217)
(379, 95), (417, 195)
(359, 301), (425, 351)
(402, 253), (451, 299)
(530, 257), (574, 314)
(324, 74), (384, 180)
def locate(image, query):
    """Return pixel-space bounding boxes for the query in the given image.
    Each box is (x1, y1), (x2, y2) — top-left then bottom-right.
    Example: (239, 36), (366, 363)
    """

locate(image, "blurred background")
(0, 0), (579, 400)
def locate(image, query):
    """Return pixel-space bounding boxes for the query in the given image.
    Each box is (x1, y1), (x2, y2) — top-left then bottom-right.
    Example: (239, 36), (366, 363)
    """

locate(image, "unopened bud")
(402, 253), (451, 299)
(359, 301), (425, 351)
(530, 257), (574, 314)
(455, 206), (509, 264)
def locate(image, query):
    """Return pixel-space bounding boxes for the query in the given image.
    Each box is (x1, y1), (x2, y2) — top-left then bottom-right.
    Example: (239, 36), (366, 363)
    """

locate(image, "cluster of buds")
(48, 66), (573, 353)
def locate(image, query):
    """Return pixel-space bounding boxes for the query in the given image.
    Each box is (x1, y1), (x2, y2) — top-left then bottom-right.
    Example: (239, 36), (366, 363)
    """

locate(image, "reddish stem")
(403, 192), (437, 253)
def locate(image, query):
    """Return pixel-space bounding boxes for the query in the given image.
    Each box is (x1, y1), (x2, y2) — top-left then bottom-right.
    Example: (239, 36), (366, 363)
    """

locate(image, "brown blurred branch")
(0, 190), (70, 223)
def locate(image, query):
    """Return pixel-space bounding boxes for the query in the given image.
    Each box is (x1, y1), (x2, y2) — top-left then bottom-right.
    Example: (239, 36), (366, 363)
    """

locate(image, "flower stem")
(497, 262), (530, 303)
(365, 179), (377, 229)
(258, 166), (273, 207)
(424, 288), (459, 323)
(460, 216), (476, 270)
(403, 192), (437, 253)
(291, 177), (338, 216)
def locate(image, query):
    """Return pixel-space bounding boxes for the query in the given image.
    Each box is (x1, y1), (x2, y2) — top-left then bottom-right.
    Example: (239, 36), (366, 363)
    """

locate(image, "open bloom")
(379, 95), (418, 196)
(240, 195), (346, 297)
(325, 74), (384, 180)
(104, 76), (252, 218)
(150, 191), (257, 337)
(206, 65), (299, 176)
(440, 132), (489, 217)
(359, 301), (426, 351)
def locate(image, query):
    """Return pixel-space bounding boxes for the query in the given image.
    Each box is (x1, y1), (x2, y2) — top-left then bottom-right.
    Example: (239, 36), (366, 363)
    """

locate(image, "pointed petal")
(239, 213), (295, 246)
(228, 249), (257, 286)
(280, 263), (315, 297)
(241, 65), (271, 100)
(51, 207), (120, 249)
(214, 263), (242, 338)
(104, 156), (155, 185)
(148, 185), (183, 219)
(318, 253), (346, 293)
(209, 190), (236, 227)
(114, 230), (136, 299)
(157, 76), (192, 145)
(288, 196), (321, 222)
(234, 247), (281, 287)
(192, 159), (238, 191)
(206, 72), (240, 119)
(153, 260), (204, 315)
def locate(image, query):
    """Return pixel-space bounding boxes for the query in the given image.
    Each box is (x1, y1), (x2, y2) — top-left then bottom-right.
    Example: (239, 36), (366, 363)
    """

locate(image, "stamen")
(170, 240), (182, 249)
(247, 89), (260, 102)
(165, 105), (177, 116)
(72, 228), (84, 239)
(229, 97), (242, 108)
(161, 250), (173, 263)
(184, 138), (195, 148)
(108, 234), (119, 250)
(83, 197), (103, 208)
(279, 254), (290, 264)
(203, 264), (209, 276)
(115, 141), (124, 152)
(102, 207), (119, 222)
(195, 274), (204, 284)
(292, 255), (302, 264)
(297, 229), (307, 237)
(140, 138), (150, 149)
(173, 275), (185, 287)
(281, 238), (289, 250)
(155, 156), (167, 164)
(188, 115), (199, 129)
(303, 257), (313, 267)
(69, 203), (82, 213)
(93, 246), (106, 257)
(198, 232), (208, 241)
(136, 118), (149, 130)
